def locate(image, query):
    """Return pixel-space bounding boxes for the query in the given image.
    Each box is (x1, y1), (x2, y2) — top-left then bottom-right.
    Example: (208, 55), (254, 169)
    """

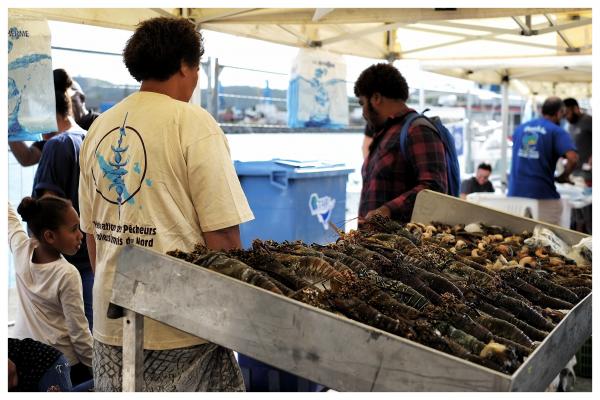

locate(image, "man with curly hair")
(78, 17), (254, 391)
(354, 63), (448, 224)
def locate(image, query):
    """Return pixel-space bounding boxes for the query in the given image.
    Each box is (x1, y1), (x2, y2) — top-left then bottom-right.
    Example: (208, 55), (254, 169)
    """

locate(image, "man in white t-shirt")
(78, 17), (254, 392)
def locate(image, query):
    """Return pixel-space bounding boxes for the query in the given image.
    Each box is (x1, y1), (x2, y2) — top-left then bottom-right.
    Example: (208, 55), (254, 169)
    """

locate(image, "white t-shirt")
(79, 91), (254, 350)
(8, 203), (93, 367)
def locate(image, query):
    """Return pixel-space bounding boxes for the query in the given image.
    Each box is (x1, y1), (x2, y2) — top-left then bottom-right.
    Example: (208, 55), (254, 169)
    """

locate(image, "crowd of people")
(8, 17), (590, 393)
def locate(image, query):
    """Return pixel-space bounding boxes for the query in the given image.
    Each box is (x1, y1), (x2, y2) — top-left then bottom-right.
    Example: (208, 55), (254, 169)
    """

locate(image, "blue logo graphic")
(309, 193), (336, 230)
(93, 113), (148, 214)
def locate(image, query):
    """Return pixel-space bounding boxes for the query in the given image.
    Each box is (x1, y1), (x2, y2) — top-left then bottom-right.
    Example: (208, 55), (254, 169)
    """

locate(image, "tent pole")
(465, 90), (473, 174)
(203, 57), (213, 114)
(211, 58), (221, 119)
(500, 76), (510, 192)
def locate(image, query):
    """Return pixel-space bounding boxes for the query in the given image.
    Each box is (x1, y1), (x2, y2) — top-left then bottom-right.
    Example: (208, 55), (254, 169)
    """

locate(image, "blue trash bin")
(238, 354), (325, 392)
(234, 159), (353, 392)
(234, 159), (354, 249)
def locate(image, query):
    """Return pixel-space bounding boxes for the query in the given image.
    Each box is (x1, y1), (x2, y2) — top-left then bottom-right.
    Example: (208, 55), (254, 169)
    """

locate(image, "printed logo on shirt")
(93, 112), (151, 212)
(518, 131), (540, 159)
(91, 113), (157, 248)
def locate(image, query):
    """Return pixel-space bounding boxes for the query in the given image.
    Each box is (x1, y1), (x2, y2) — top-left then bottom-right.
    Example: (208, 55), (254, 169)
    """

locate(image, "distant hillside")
(216, 85), (287, 111)
(74, 77), (139, 111)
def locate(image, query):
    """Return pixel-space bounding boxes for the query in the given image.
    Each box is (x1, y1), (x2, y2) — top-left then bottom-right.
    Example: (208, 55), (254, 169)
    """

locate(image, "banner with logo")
(8, 16), (56, 142)
(287, 48), (348, 129)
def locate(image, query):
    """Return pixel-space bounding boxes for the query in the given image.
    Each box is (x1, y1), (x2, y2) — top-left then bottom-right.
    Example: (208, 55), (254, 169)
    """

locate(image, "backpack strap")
(398, 111), (439, 159)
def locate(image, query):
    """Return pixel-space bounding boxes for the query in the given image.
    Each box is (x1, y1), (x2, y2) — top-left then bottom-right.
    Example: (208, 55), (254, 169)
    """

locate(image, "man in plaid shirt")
(355, 63), (448, 224)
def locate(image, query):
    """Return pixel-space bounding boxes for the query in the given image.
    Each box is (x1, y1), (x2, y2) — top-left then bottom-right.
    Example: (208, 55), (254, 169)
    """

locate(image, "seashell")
(548, 257), (564, 266)
(519, 256), (536, 268)
(534, 247), (549, 258)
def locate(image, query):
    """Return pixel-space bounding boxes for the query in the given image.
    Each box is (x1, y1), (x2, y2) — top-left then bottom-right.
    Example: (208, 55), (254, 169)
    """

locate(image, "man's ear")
(179, 61), (187, 77)
(371, 92), (382, 106)
(180, 61), (195, 77)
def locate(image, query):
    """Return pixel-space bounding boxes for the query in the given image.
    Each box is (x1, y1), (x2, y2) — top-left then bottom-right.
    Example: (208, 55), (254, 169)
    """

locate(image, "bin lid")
(234, 158), (354, 178)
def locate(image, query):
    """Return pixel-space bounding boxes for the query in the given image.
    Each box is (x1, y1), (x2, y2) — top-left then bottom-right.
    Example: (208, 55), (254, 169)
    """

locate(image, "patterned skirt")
(93, 340), (245, 392)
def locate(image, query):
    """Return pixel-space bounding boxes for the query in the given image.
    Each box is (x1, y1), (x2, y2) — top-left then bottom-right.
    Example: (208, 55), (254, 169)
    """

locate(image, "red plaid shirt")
(359, 109), (448, 222)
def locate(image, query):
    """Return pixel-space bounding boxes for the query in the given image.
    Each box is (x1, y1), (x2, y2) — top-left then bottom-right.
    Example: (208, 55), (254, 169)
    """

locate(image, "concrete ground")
(573, 377), (592, 392)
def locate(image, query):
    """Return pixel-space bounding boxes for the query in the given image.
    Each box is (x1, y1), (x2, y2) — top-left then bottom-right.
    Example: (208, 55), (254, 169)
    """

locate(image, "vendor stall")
(110, 190), (591, 391)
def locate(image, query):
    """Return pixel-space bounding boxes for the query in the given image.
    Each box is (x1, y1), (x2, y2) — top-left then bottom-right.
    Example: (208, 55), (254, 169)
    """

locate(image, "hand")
(364, 205), (392, 221)
(555, 173), (573, 184)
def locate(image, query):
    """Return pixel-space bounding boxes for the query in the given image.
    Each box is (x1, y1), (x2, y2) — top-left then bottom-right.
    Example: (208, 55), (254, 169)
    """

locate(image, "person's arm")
(8, 141), (42, 166)
(86, 233), (96, 274)
(59, 268), (94, 367)
(203, 225), (242, 251)
(7, 202), (30, 251)
(556, 150), (579, 183)
(459, 179), (471, 199)
(380, 124), (447, 220)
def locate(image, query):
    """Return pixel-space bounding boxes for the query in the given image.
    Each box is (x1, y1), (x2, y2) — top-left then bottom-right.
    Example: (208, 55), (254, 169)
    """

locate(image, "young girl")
(8, 195), (93, 386)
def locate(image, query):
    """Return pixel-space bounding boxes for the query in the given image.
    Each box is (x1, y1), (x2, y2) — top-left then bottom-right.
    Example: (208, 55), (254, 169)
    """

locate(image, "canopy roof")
(10, 7), (592, 95)
(419, 54), (592, 98)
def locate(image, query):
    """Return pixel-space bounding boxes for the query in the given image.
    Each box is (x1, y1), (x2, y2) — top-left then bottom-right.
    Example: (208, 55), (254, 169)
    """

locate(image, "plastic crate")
(574, 336), (592, 378)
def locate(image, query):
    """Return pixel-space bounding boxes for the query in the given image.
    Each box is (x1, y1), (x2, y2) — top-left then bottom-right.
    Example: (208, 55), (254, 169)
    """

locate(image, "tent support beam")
(319, 22), (402, 46)
(192, 9), (258, 24)
(401, 28), (557, 56)
(544, 14), (576, 51)
(276, 25), (311, 46)
(150, 8), (179, 18)
(500, 77), (510, 189)
(535, 17), (592, 35)
(332, 26), (387, 55)
(465, 91), (474, 174)
(312, 8), (335, 22)
(512, 16), (532, 36)
(398, 22), (558, 56)
(509, 67), (572, 80)
(409, 17), (591, 40)
(422, 21), (517, 35)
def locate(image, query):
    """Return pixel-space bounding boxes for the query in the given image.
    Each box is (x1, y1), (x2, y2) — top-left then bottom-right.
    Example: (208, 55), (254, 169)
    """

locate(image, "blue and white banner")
(287, 48), (348, 129)
(8, 16), (56, 142)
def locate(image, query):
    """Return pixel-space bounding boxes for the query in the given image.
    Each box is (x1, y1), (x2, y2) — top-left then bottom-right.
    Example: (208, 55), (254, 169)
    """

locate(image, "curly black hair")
(123, 17), (204, 82)
(563, 97), (579, 108)
(354, 63), (409, 101)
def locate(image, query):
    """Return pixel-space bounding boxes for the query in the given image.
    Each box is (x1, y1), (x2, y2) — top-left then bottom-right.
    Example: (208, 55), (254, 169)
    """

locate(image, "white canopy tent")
(419, 54), (592, 180)
(9, 8), (592, 61)
(10, 7), (592, 177)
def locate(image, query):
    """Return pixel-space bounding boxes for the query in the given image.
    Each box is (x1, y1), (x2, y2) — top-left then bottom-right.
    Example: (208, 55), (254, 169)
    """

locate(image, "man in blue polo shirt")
(508, 97), (578, 225)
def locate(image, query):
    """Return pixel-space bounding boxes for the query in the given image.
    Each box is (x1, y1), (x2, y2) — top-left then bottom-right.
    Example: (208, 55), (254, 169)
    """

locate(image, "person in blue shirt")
(508, 97), (578, 225)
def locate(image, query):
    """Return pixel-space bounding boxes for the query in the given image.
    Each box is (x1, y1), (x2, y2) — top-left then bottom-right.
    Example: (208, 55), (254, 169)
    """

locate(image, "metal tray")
(110, 189), (591, 391)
